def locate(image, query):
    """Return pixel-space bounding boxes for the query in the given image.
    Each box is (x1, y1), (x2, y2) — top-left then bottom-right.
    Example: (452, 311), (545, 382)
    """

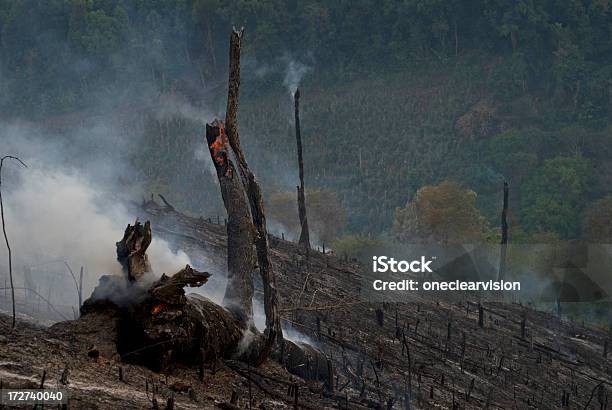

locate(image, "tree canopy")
(394, 181), (490, 244)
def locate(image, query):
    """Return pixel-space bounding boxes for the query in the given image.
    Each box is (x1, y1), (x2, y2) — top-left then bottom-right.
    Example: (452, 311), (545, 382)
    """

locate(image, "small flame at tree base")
(151, 303), (166, 315)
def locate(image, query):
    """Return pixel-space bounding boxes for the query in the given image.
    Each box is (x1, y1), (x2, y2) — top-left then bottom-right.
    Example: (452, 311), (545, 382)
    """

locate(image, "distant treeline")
(1, 0), (610, 116)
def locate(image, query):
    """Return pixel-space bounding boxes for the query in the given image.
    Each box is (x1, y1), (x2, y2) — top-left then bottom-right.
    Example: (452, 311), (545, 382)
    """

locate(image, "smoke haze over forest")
(1, 1), (612, 311)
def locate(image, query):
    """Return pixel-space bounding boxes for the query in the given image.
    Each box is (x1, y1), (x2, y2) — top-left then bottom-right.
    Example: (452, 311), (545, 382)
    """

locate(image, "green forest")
(2, 0), (612, 245)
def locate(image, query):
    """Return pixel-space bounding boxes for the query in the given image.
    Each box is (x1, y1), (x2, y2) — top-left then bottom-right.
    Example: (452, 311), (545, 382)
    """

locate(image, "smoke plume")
(283, 60), (311, 96)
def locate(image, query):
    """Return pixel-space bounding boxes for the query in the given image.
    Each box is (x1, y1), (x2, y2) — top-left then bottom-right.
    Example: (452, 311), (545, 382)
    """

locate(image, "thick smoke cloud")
(0, 118), (191, 311)
(0, 167), (191, 305)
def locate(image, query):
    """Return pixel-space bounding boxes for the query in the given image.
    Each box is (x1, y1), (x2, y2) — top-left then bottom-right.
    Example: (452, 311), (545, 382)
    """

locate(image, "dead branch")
(583, 381), (604, 409)
(295, 272), (311, 308)
(64, 261), (83, 310)
(0, 155), (27, 328)
(157, 194), (175, 211)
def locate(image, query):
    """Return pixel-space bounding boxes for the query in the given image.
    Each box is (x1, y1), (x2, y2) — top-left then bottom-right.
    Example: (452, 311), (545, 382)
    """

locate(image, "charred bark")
(116, 220), (152, 282)
(205, 120), (255, 324)
(294, 88), (311, 249)
(223, 28), (283, 365)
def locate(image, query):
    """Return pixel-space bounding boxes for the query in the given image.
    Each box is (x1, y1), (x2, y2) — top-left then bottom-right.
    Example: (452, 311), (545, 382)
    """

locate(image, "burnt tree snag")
(294, 88), (311, 249)
(222, 27), (283, 364)
(116, 220), (152, 282)
(200, 28), (328, 372)
(205, 120), (255, 324)
(498, 181), (509, 280)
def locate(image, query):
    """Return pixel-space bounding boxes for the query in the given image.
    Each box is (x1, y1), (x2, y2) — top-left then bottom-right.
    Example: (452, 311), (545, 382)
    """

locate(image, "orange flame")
(151, 303), (166, 315)
(209, 120), (229, 168)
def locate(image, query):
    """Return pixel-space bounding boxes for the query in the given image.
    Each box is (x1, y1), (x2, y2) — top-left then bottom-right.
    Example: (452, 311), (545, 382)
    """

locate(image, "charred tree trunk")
(205, 121), (255, 324)
(116, 220), (152, 282)
(222, 28), (283, 365)
(294, 89), (311, 249)
(498, 181), (509, 280)
(196, 28), (327, 371)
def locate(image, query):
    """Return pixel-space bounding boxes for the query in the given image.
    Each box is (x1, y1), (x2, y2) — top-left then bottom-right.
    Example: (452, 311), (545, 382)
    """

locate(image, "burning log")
(294, 88), (311, 250)
(75, 261), (245, 370)
(116, 220), (152, 282)
(119, 265), (244, 370)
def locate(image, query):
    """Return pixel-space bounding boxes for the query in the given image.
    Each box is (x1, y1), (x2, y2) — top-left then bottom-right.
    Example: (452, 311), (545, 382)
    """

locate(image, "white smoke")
(194, 140), (218, 178)
(155, 92), (214, 125)
(283, 60), (311, 96)
(253, 299), (316, 346)
(0, 167), (191, 305)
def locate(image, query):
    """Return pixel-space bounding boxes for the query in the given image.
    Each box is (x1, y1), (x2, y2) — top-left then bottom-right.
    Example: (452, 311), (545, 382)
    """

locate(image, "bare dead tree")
(222, 27), (283, 364)
(498, 181), (509, 280)
(200, 29), (330, 372)
(294, 88), (311, 249)
(0, 155), (27, 328)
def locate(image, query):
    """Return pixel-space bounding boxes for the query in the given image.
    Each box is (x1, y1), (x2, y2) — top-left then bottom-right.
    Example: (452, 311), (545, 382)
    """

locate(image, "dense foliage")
(394, 181), (490, 244)
(1, 0), (612, 242)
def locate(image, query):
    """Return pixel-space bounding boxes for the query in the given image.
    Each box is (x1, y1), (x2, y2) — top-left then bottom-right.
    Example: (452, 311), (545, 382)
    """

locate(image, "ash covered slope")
(0, 312), (339, 409)
(142, 200), (612, 409)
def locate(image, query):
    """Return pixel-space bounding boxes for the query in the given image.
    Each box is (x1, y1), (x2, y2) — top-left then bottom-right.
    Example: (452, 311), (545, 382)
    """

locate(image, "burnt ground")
(1, 201), (611, 409)
(0, 311), (336, 409)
